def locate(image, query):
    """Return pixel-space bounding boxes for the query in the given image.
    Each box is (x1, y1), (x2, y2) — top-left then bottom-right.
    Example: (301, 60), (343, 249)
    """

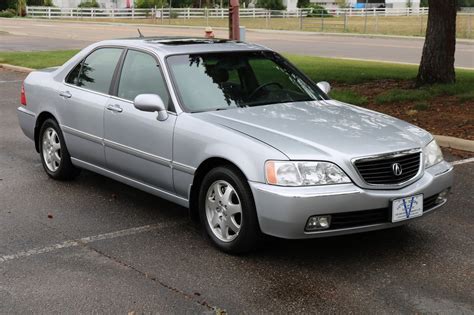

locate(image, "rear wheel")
(199, 166), (260, 254)
(39, 119), (80, 180)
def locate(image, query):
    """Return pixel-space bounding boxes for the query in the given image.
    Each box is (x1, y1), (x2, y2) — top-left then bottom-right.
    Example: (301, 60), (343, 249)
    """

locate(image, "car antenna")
(137, 28), (144, 38)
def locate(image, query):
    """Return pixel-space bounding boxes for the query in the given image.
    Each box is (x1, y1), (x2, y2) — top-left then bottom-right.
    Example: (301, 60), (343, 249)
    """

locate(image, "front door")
(104, 49), (175, 192)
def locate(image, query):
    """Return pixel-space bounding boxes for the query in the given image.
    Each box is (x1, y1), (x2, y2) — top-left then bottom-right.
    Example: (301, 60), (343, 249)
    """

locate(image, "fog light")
(305, 215), (331, 231)
(436, 189), (450, 204)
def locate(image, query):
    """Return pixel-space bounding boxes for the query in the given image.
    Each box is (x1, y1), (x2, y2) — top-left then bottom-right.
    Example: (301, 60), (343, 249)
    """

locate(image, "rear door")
(60, 47), (123, 167)
(104, 49), (176, 192)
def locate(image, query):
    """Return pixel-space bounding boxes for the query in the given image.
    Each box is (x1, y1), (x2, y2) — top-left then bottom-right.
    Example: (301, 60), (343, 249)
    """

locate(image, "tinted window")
(66, 62), (81, 85)
(167, 51), (325, 113)
(75, 48), (122, 94)
(117, 50), (170, 107)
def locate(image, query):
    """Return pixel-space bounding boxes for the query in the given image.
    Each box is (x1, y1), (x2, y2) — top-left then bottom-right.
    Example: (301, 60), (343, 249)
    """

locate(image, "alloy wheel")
(42, 127), (61, 172)
(205, 180), (243, 242)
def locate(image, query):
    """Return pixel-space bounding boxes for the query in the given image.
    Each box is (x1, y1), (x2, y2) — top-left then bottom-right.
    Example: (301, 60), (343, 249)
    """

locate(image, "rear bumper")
(17, 106), (36, 141)
(249, 160), (453, 239)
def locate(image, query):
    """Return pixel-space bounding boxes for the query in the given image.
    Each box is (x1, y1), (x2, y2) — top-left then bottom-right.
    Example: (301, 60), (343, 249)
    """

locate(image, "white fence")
(26, 6), (430, 19)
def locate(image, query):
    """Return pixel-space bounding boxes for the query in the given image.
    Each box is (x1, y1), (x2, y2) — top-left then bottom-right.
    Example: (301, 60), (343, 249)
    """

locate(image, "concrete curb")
(0, 63), (33, 73)
(1, 62), (473, 152)
(435, 135), (474, 153)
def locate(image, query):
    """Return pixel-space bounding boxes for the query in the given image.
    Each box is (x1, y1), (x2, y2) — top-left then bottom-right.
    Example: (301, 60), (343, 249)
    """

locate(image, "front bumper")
(249, 160), (453, 239)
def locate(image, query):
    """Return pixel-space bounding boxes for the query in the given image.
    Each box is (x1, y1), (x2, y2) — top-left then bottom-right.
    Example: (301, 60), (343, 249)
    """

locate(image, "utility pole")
(364, 0), (368, 33)
(229, 0), (240, 40)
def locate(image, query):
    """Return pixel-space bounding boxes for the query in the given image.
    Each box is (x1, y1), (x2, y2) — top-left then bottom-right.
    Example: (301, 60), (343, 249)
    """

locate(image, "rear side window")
(67, 48), (123, 94)
(66, 62), (81, 85)
(117, 50), (170, 107)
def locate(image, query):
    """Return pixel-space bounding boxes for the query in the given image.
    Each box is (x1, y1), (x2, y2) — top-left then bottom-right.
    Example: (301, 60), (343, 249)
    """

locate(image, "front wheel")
(199, 166), (261, 254)
(39, 118), (80, 180)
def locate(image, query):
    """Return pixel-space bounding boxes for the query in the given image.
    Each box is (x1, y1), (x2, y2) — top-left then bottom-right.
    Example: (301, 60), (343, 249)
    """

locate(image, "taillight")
(21, 82), (27, 106)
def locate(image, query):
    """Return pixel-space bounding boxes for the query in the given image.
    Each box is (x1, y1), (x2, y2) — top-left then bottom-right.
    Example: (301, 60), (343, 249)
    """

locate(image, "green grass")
(1, 50), (473, 101)
(288, 55), (419, 84)
(70, 15), (474, 39)
(0, 50), (79, 69)
(375, 89), (431, 104)
(329, 89), (368, 106)
(413, 102), (430, 111)
(458, 90), (474, 103)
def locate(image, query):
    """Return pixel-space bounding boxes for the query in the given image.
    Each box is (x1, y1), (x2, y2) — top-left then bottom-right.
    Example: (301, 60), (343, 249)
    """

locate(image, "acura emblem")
(392, 163), (403, 176)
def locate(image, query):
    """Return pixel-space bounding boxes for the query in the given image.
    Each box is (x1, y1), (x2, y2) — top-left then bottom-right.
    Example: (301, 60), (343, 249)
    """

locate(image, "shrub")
(43, 0), (55, 6)
(135, 0), (167, 8)
(306, 4), (331, 17)
(0, 9), (16, 17)
(78, 0), (100, 8)
(170, 10), (178, 18)
(258, 0), (285, 10)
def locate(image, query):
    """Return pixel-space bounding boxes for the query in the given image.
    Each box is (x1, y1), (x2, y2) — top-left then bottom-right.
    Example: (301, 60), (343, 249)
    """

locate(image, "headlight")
(423, 140), (443, 168)
(265, 161), (351, 186)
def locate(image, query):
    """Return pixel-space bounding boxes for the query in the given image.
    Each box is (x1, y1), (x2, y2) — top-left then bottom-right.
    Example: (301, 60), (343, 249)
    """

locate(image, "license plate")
(392, 194), (423, 223)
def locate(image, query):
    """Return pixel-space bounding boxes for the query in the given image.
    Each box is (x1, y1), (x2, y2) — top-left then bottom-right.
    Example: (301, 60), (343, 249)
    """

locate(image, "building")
(52, 0), (129, 8)
(283, 0), (298, 11)
(310, 0), (420, 9)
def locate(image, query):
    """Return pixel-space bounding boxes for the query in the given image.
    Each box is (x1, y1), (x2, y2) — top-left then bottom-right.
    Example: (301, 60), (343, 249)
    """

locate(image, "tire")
(39, 118), (80, 180)
(198, 166), (260, 254)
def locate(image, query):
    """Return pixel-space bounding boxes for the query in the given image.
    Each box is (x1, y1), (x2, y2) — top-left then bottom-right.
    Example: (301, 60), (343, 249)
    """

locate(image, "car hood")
(194, 100), (432, 160)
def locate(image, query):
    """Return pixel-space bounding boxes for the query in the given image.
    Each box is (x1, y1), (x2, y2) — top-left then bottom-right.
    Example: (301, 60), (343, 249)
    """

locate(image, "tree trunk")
(416, 0), (457, 86)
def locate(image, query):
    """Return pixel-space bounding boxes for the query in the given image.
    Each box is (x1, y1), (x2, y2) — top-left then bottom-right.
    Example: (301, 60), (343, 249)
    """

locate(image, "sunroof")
(147, 38), (231, 46)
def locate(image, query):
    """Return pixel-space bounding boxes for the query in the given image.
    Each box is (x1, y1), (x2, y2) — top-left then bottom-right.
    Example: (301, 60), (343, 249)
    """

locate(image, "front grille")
(330, 208), (388, 229)
(324, 194), (440, 230)
(354, 151), (421, 185)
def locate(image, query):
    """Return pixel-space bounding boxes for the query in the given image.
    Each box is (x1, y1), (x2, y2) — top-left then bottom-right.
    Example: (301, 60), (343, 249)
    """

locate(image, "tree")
(17, 0), (26, 15)
(416, 0), (457, 85)
(135, 0), (168, 7)
(258, 0), (285, 10)
(297, 0), (309, 8)
(335, 0), (349, 8)
(78, 0), (100, 7)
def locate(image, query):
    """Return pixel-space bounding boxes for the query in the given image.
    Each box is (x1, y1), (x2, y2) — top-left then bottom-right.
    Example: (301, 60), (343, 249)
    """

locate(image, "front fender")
(172, 113), (288, 199)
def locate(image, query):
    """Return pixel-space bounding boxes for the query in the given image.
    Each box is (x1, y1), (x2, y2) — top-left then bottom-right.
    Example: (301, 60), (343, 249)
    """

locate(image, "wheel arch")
(34, 111), (58, 153)
(188, 157), (250, 222)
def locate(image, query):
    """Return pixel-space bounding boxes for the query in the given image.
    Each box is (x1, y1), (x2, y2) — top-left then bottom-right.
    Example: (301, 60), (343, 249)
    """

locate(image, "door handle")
(106, 104), (123, 113)
(59, 91), (72, 98)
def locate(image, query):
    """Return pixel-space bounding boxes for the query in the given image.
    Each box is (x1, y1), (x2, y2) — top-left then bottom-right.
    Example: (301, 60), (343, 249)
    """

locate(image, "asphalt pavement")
(0, 69), (473, 313)
(0, 18), (473, 68)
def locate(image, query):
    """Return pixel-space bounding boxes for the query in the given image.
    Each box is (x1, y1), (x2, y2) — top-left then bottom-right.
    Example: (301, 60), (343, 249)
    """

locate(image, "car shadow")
(72, 169), (434, 264)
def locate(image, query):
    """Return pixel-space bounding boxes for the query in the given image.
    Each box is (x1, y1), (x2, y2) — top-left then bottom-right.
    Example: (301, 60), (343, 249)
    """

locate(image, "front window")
(117, 49), (170, 108)
(167, 51), (326, 113)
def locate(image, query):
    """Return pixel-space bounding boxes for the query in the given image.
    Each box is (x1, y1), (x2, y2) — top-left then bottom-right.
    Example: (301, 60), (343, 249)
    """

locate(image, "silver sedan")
(17, 38), (453, 253)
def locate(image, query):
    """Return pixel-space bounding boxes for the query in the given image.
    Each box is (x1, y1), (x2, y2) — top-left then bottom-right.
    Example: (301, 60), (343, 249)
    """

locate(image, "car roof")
(94, 37), (270, 56)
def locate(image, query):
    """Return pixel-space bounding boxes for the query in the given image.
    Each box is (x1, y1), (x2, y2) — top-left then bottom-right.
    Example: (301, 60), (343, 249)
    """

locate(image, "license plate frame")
(391, 194), (424, 223)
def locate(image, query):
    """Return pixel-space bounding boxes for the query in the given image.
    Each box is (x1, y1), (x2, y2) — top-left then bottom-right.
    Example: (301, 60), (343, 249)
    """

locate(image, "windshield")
(167, 51), (327, 113)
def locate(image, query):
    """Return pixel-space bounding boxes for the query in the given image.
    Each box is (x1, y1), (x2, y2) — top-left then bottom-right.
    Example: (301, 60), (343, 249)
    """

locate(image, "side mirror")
(134, 94), (168, 121)
(317, 81), (331, 95)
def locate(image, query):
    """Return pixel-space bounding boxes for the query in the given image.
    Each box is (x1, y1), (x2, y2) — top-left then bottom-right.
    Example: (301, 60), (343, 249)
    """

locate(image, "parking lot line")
(452, 157), (474, 166)
(0, 223), (171, 264)
(0, 80), (23, 83)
